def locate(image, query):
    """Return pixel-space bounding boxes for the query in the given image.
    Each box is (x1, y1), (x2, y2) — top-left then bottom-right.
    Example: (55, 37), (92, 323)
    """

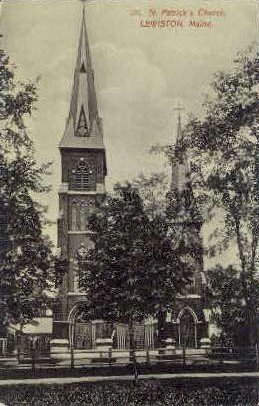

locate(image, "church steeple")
(59, 4), (104, 150)
(165, 108), (209, 347)
(167, 107), (201, 224)
(170, 107), (189, 192)
(176, 107), (182, 143)
(57, 2), (107, 306)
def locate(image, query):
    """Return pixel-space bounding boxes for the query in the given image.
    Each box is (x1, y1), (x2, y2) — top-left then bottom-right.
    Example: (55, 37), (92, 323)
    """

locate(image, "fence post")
(108, 347), (112, 366)
(134, 361), (138, 383)
(182, 343), (186, 366)
(146, 347), (150, 365)
(31, 347), (36, 373)
(31, 338), (37, 373)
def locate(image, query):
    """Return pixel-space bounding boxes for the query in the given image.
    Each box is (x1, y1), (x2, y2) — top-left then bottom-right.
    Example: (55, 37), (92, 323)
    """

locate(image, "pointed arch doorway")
(68, 303), (114, 350)
(177, 307), (198, 349)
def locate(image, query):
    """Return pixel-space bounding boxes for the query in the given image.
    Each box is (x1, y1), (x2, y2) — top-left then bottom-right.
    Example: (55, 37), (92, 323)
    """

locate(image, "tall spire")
(168, 106), (201, 224)
(176, 108), (182, 143)
(60, 3), (104, 149)
(170, 106), (188, 191)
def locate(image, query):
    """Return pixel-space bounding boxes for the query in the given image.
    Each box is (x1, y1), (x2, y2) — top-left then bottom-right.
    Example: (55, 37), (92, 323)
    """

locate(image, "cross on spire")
(80, 0), (91, 11)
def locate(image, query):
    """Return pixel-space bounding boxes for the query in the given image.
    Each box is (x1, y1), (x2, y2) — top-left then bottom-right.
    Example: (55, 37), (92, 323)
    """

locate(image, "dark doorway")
(179, 311), (196, 348)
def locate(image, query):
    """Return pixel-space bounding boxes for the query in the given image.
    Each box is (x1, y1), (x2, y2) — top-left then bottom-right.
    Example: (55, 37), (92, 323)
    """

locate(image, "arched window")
(79, 206), (86, 230)
(186, 276), (196, 294)
(70, 159), (95, 191)
(71, 203), (77, 231)
(71, 200), (91, 231)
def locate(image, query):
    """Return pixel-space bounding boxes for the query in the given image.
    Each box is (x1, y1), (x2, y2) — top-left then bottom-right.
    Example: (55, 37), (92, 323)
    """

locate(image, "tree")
(207, 265), (259, 347)
(0, 49), (54, 328)
(132, 172), (169, 219)
(79, 182), (189, 354)
(179, 46), (259, 345)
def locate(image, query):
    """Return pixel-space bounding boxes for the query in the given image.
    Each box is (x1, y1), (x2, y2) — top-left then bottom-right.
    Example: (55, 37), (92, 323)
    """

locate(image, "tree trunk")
(252, 139), (259, 274)
(31, 341), (36, 373)
(129, 317), (135, 363)
(182, 341), (186, 366)
(16, 333), (21, 364)
(129, 317), (138, 380)
(233, 211), (256, 347)
(157, 310), (165, 347)
(250, 222), (258, 273)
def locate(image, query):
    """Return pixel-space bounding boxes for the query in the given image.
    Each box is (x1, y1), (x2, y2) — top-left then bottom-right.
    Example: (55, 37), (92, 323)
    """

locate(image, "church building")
(164, 109), (209, 349)
(52, 4), (209, 354)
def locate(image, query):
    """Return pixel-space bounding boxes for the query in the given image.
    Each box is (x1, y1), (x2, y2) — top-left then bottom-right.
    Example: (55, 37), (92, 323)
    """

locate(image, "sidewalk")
(0, 371), (258, 386)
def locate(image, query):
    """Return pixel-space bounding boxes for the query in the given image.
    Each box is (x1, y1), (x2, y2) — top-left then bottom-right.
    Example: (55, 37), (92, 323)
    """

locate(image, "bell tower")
(166, 108), (209, 349)
(57, 4), (107, 319)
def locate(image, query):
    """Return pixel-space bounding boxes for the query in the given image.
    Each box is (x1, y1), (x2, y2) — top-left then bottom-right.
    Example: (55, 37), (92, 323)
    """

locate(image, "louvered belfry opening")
(70, 159), (95, 191)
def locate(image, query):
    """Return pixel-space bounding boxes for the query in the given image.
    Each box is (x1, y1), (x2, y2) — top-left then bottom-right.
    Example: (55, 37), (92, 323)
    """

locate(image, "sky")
(1, 0), (258, 265)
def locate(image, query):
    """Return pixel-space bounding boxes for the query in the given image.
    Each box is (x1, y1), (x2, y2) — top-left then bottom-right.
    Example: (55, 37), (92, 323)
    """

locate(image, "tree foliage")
(0, 49), (54, 326)
(207, 265), (259, 346)
(79, 182), (189, 325)
(180, 46), (259, 344)
(151, 46), (259, 344)
(132, 172), (169, 219)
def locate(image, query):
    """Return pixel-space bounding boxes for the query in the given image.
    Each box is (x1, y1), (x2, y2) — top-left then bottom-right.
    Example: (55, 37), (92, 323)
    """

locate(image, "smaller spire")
(168, 105), (201, 224)
(170, 105), (187, 191)
(177, 109), (182, 142)
(80, 0), (88, 16)
(174, 103), (184, 144)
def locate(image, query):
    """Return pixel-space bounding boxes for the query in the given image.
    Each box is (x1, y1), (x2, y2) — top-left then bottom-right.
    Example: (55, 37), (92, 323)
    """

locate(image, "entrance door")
(74, 321), (113, 349)
(74, 322), (92, 349)
(179, 311), (196, 348)
(95, 322), (113, 341)
(114, 322), (156, 350)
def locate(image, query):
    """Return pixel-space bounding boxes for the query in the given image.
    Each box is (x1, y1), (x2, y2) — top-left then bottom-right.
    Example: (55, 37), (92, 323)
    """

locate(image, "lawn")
(0, 378), (258, 405)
